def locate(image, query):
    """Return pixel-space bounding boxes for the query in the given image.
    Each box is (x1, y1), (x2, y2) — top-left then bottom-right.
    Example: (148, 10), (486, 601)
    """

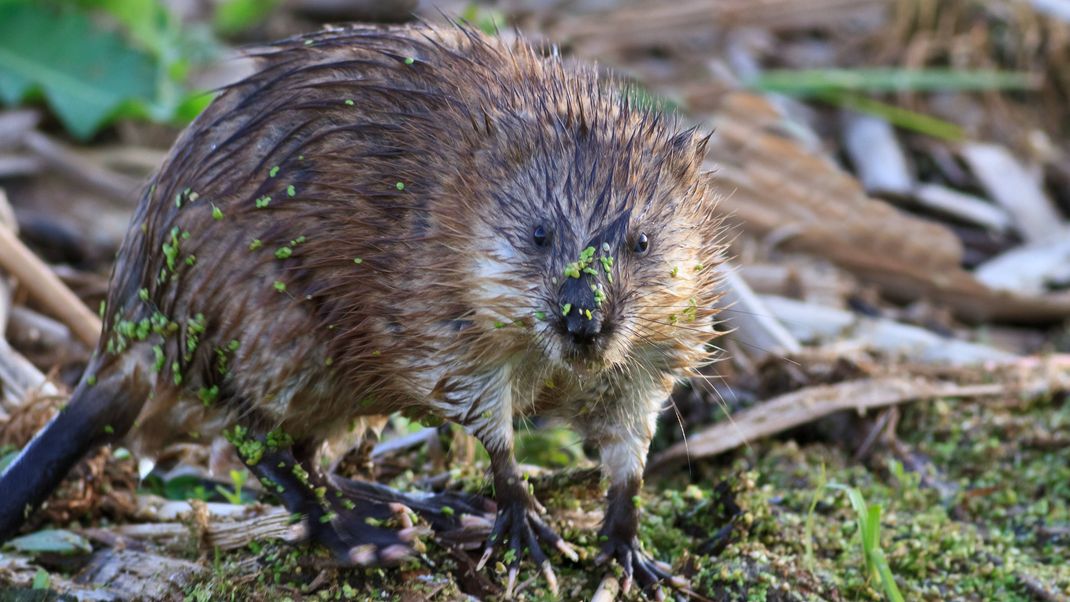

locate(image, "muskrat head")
(452, 104), (726, 377)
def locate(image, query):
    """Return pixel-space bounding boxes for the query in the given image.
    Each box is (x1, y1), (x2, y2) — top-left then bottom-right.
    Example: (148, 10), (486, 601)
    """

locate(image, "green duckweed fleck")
(211, 204), (224, 220)
(152, 345), (165, 372)
(198, 385), (219, 406)
(395, 181), (405, 191)
(255, 195), (271, 209)
(564, 246), (597, 279)
(275, 246), (293, 259)
(269, 166), (280, 177)
(273, 281), (286, 293)
(286, 185), (295, 197)
(249, 239), (262, 251)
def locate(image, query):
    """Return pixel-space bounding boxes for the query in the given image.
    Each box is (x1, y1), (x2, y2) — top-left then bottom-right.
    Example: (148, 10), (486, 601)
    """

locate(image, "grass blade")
(750, 68), (1040, 95)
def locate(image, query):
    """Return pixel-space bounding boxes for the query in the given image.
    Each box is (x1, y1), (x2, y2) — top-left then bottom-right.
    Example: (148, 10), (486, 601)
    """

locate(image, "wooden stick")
(648, 377), (1003, 473)
(0, 194), (101, 346)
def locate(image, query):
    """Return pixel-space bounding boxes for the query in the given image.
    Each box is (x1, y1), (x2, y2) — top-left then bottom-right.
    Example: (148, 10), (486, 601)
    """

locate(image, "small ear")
(668, 128), (711, 177)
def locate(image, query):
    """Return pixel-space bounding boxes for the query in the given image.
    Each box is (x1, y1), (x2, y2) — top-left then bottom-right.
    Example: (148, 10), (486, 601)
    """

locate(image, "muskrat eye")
(533, 225), (549, 247)
(633, 232), (650, 254)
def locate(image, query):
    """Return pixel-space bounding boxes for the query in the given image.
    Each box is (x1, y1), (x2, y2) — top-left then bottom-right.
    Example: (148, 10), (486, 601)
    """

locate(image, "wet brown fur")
(33, 22), (727, 587)
(90, 23), (726, 462)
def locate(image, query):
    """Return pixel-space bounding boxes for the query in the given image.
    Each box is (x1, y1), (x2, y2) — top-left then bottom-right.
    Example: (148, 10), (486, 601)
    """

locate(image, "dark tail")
(0, 370), (143, 541)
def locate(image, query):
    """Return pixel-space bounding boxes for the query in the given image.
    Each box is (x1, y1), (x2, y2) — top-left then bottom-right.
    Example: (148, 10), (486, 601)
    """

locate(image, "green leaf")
(213, 0), (281, 36)
(32, 568), (50, 590)
(0, 4), (159, 139)
(816, 91), (965, 141)
(6, 529), (92, 555)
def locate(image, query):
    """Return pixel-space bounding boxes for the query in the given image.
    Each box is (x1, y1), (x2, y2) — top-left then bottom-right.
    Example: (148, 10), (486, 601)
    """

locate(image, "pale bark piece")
(1030, 0), (1070, 22)
(959, 142), (1068, 243)
(555, 0), (890, 55)
(841, 111), (913, 197)
(912, 183), (1013, 232)
(0, 337), (60, 414)
(91, 506), (296, 552)
(0, 214), (102, 347)
(974, 237), (1070, 294)
(73, 549), (206, 600)
(21, 131), (140, 206)
(0, 155), (43, 178)
(7, 305), (78, 353)
(717, 264), (801, 360)
(760, 295), (1015, 364)
(591, 575), (621, 602)
(0, 109), (39, 149)
(650, 378), (1002, 471)
(134, 497), (273, 522)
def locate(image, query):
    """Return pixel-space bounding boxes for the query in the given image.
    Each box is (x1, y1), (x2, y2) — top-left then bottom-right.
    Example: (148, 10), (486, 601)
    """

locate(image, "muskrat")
(0, 23), (725, 597)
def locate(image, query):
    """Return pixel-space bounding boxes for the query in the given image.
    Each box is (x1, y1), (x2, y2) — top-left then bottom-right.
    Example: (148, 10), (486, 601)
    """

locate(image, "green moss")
(198, 385), (219, 406)
(152, 345), (165, 372)
(185, 313), (207, 359)
(266, 428), (294, 450)
(564, 246), (597, 279)
(225, 425), (264, 466)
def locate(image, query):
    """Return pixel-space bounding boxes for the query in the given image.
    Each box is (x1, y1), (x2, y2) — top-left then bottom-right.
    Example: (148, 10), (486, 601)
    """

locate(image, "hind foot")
(237, 431), (420, 567)
(303, 498), (418, 566)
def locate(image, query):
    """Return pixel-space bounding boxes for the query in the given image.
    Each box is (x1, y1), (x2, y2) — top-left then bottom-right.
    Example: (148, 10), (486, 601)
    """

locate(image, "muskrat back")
(1, 23), (725, 597)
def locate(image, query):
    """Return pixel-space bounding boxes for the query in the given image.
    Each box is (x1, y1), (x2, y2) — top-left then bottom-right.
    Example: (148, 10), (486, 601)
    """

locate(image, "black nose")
(565, 311), (601, 345)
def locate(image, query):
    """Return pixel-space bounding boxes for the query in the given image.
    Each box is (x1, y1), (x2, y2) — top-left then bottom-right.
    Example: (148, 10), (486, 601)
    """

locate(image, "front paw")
(476, 497), (578, 597)
(597, 535), (686, 599)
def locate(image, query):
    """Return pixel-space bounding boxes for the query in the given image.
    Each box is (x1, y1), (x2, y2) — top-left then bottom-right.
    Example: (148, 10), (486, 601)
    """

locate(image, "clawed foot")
(304, 499), (420, 567)
(597, 536), (687, 600)
(476, 499), (578, 597)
